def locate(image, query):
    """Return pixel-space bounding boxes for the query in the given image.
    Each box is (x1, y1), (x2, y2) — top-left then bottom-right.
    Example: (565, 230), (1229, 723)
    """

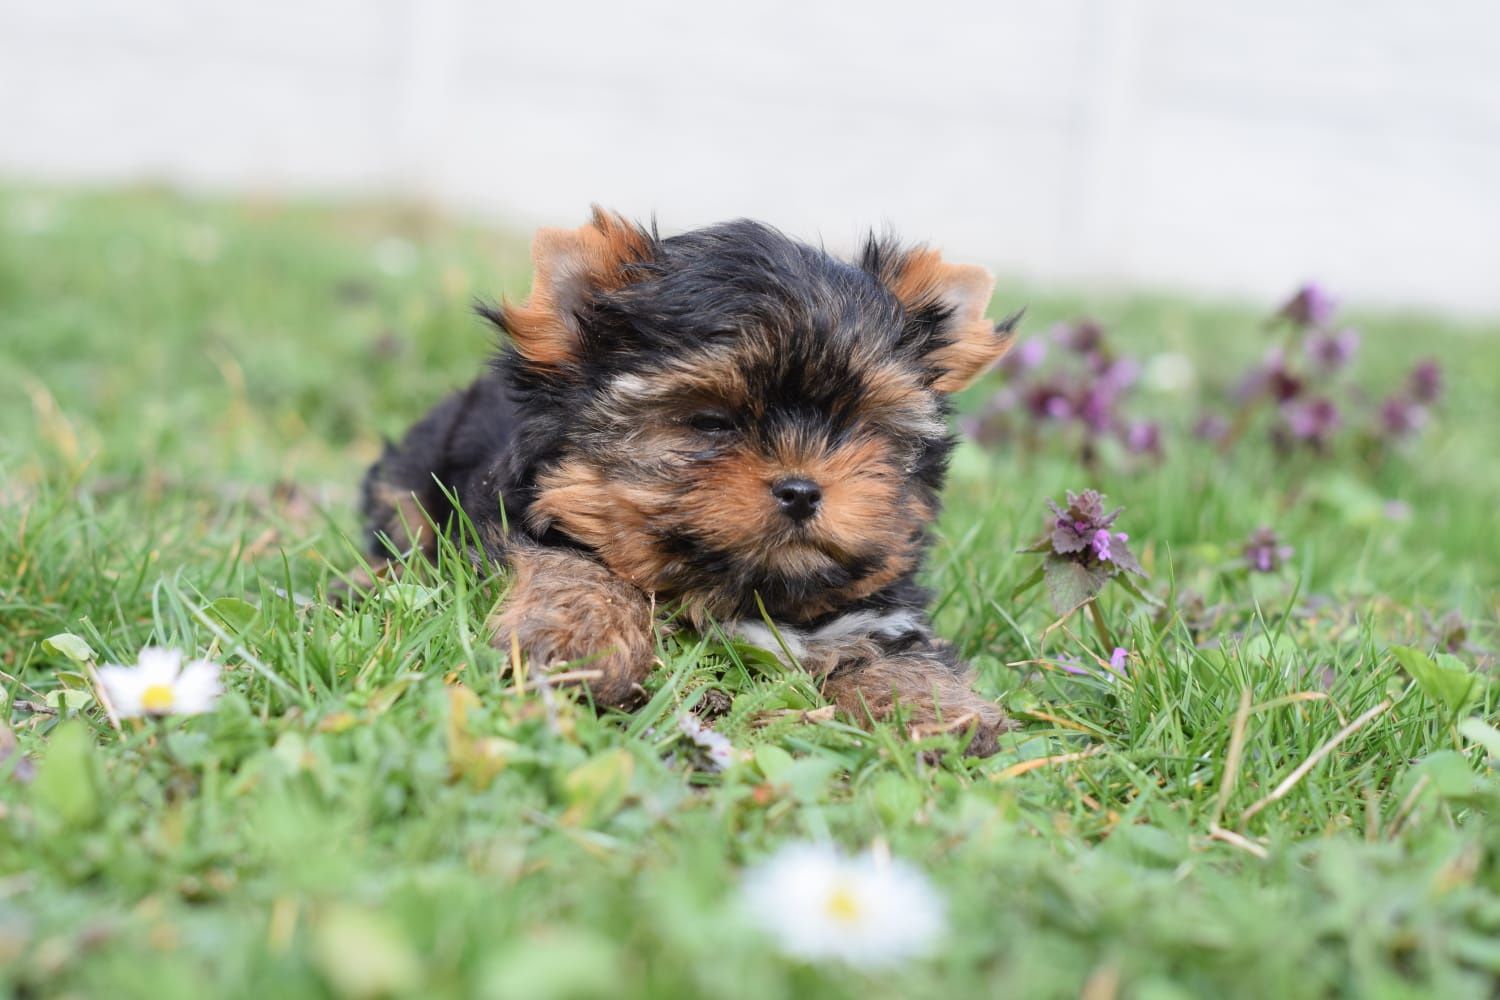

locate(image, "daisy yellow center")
(823, 882), (863, 925)
(141, 684), (176, 712)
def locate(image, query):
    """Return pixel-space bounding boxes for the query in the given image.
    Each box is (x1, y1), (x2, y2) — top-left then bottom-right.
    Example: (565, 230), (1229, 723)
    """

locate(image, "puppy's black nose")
(771, 478), (822, 522)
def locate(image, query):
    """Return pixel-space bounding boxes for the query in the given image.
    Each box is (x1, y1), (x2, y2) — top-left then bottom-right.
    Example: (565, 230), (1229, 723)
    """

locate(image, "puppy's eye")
(686, 412), (736, 434)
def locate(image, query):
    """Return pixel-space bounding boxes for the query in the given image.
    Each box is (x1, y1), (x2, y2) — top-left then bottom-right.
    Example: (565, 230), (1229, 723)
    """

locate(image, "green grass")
(3, 186), (1500, 999)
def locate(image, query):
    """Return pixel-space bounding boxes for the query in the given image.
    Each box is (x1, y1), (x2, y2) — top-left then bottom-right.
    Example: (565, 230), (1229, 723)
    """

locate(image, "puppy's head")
(484, 208), (1017, 624)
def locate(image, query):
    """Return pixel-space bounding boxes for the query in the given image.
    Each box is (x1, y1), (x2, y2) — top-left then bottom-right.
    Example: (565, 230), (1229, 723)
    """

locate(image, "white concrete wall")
(2, 0), (1497, 314)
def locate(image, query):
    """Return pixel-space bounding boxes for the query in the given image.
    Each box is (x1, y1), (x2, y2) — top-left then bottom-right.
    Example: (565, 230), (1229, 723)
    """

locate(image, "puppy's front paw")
(931, 697), (1014, 759)
(487, 547), (654, 708)
(820, 652), (1015, 758)
(896, 686), (1013, 758)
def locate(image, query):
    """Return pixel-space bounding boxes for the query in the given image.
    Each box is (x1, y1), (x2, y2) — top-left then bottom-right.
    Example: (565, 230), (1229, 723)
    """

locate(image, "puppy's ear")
(483, 207), (654, 366)
(861, 238), (1019, 392)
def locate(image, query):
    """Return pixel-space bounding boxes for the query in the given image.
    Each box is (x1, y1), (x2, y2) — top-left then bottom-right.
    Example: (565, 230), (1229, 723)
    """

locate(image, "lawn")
(3, 187), (1499, 999)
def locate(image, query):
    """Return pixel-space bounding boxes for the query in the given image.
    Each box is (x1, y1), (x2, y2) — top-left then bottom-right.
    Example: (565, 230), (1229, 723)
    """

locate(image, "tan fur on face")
(500, 207), (653, 366)
(787, 436), (913, 558)
(680, 448), (788, 551)
(524, 460), (669, 588)
(603, 350), (752, 415)
(678, 435), (923, 598)
(884, 247), (1012, 392)
(528, 429), (931, 622)
(844, 359), (948, 440)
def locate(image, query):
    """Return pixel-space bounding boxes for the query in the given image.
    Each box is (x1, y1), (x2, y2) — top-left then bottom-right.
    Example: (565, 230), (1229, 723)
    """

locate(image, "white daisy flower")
(678, 712), (741, 771)
(740, 842), (946, 967)
(97, 647), (223, 718)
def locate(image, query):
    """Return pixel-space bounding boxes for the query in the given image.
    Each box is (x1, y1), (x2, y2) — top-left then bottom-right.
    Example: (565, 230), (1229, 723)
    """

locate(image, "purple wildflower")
(1407, 359), (1443, 404)
(1055, 320), (1105, 356)
(1305, 327), (1360, 373)
(975, 315), (1163, 470)
(1066, 359), (1137, 433)
(999, 337), (1047, 375)
(1097, 358), (1141, 391)
(1238, 348), (1303, 404)
(1040, 491), (1144, 574)
(1020, 491), (1148, 615)
(1024, 380), (1075, 421)
(1281, 396), (1341, 449)
(1193, 413), (1230, 442)
(1277, 283), (1337, 328)
(1047, 490), (1115, 555)
(1091, 528), (1129, 563)
(1122, 420), (1162, 457)
(1378, 395), (1427, 438)
(1243, 527), (1294, 573)
(1075, 384), (1116, 432)
(1108, 647), (1129, 673)
(1265, 359), (1305, 403)
(1055, 655), (1090, 676)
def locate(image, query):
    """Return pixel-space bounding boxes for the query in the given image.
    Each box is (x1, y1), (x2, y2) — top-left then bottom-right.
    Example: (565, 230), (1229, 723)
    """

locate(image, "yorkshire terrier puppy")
(361, 209), (1020, 755)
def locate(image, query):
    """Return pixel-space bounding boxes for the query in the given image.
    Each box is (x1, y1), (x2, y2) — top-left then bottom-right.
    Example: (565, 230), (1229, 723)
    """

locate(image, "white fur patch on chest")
(728, 609), (926, 664)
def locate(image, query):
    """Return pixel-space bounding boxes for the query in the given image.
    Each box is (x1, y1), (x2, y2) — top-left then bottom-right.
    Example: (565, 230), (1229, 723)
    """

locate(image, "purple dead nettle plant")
(1275, 396), (1342, 452)
(1207, 283), (1443, 457)
(1014, 489), (1151, 649)
(1232, 285), (1353, 453)
(1242, 526), (1294, 574)
(967, 319), (1162, 467)
(1306, 327), (1361, 374)
(1276, 282), (1337, 328)
(1408, 359), (1443, 404)
(1192, 413), (1230, 443)
(1372, 357), (1444, 445)
(1122, 420), (1162, 458)
(1378, 396), (1427, 438)
(1052, 646), (1130, 679)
